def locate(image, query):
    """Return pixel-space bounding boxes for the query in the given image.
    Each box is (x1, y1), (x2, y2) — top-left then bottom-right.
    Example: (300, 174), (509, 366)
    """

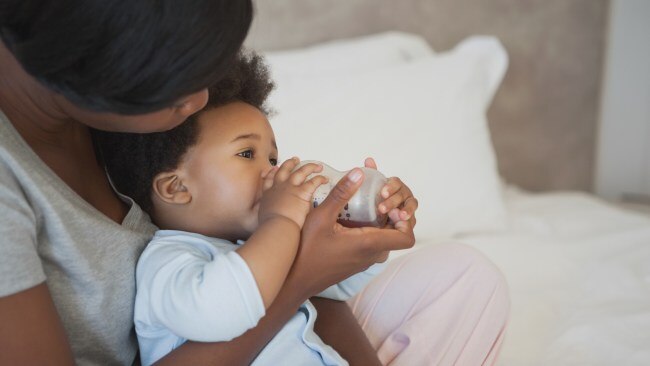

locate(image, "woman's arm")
(311, 297), (382, 366)
(0, 284), (75, 365)
(309, 159), (418, 365)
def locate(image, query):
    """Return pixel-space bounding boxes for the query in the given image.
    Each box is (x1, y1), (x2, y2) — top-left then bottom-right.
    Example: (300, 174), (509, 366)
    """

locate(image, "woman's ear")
(152, 172), (192, 205)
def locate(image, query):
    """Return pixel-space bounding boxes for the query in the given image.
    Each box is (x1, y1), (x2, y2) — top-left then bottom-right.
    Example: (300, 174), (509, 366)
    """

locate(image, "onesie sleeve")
(134, 236), (266, 342)
(317, 262), (386, 301)
(0, 164), (44, 297)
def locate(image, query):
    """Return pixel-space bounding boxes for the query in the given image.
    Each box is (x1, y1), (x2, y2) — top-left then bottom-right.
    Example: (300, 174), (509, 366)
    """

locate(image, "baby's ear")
(152, 172), (192, 205)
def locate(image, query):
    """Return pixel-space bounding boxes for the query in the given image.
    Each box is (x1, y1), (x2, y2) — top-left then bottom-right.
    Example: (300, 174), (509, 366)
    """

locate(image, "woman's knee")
(410, 242), (510, 309)
(446, 242), (510, 314)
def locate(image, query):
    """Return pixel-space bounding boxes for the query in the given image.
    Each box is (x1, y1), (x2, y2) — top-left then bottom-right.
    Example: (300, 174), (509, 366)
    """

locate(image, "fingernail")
(348, 169), (362, 182)
(379, 204), (386, 213)
(382, 188), (389, 198)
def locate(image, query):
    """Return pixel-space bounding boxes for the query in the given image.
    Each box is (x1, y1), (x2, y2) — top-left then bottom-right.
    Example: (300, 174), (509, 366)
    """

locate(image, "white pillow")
(268, 36), (509, 239)
(263, 31), (433, 79)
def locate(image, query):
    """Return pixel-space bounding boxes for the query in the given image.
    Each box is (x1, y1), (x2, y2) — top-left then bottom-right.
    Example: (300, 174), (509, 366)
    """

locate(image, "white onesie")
(134, 230), (383, 366)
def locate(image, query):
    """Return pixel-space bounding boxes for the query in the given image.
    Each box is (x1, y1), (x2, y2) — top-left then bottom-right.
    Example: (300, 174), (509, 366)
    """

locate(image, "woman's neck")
(0, 41), (129, 224)
(0, 39), (82, 146)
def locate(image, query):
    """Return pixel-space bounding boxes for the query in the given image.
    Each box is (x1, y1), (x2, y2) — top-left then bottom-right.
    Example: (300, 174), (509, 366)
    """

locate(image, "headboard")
(245, 0), (609, 192)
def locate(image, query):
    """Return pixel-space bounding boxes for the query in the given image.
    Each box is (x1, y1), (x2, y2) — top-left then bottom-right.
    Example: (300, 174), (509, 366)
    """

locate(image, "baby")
(95, 52), (415, 365)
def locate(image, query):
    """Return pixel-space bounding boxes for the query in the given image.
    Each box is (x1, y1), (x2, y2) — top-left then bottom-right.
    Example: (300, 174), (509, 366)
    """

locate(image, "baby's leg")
(347, 243), (509, 366)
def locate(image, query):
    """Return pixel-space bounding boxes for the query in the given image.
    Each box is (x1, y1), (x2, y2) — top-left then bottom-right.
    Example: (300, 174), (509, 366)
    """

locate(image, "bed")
(454, 187), (650, 365)
(244, 1), (650, 365)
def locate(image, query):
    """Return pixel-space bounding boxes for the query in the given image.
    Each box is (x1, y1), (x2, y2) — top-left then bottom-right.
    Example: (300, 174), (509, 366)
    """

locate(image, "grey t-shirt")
(0, 111), (157, 365)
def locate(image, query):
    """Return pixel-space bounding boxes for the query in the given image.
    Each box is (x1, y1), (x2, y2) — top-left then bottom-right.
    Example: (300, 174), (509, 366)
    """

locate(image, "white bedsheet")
(397, 187), (650, 365)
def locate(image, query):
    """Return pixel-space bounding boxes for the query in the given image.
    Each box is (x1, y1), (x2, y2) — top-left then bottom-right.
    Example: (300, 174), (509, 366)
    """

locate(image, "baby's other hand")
(364, 157), (419, 228)
(258, 157), (328, 228)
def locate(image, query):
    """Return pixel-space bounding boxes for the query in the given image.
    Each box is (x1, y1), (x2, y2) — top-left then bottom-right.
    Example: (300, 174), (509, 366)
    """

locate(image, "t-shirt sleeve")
(0, 166), (44, 297)
(134, 237), (265, 342)
(317, 262), (386, 301)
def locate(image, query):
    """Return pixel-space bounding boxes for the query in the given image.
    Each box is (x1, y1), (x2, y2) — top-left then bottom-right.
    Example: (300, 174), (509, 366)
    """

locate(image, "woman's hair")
(0, 0), (253, 114)
(93, 51), (275, 213)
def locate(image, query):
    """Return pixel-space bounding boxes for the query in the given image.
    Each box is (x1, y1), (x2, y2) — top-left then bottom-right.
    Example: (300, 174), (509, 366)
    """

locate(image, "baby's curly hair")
(93, 51), (275, 213)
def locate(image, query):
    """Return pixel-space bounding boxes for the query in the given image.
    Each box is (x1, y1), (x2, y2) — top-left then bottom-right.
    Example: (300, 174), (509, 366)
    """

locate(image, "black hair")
(0, 0), (253, 114)
(93, 51), (275, 213)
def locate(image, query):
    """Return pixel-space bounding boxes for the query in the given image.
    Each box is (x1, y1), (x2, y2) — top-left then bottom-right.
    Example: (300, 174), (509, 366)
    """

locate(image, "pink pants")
(348, 243), (509, 366)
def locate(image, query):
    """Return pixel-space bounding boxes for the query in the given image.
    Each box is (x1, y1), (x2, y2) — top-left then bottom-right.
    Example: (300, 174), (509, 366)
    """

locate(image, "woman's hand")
(286, 166), (416, 298)
(364, 157), (418, 230)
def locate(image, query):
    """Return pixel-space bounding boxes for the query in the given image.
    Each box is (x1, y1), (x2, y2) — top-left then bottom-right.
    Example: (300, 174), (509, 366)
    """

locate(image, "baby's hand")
(364, 158), (419, 228)
(258, 157), (328, 229)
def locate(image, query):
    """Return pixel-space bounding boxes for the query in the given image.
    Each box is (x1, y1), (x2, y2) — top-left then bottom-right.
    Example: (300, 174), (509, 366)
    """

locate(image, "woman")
(0, 1), (508, 364)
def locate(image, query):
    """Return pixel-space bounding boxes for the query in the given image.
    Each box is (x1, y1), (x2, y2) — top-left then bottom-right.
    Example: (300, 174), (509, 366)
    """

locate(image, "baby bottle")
(296, 160), (388, 228)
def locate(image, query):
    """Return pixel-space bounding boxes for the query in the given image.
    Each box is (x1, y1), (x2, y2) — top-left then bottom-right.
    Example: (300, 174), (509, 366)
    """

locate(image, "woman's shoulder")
(0, 114), (44, 298)
(0, 110), (50, 195)
(0, 110), (30, 155)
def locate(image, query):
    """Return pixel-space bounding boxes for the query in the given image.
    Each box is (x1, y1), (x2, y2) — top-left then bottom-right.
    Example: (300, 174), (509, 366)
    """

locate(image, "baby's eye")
(237, 150), (254, 159)
(269, 158), (278, 166)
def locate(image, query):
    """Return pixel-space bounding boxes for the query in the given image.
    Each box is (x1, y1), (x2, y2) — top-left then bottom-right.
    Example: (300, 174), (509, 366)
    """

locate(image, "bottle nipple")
(296, 160), (388, 228)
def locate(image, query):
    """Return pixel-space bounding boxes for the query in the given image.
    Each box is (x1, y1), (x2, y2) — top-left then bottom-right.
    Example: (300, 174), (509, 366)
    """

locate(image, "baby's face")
(177, 101), (278, 241)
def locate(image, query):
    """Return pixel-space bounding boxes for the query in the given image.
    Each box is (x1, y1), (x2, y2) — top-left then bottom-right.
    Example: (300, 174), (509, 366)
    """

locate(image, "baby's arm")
(237, 158), (327, 308)
(136, 235), (267, 343)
